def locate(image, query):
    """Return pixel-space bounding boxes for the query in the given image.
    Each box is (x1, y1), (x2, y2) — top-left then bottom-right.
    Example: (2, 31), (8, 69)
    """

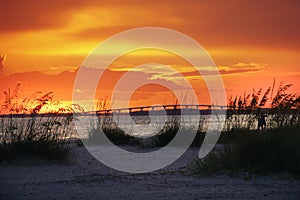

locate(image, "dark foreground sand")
(1, 146), (300, 200)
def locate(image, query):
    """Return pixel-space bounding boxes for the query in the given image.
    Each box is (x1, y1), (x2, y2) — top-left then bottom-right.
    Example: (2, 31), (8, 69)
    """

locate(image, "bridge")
(0, 104), (276, 117)
(95, 104), (229, 116)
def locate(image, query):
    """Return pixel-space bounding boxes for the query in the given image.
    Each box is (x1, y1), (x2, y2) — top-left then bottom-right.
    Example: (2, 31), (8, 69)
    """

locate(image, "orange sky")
(1, 0), (299, 111)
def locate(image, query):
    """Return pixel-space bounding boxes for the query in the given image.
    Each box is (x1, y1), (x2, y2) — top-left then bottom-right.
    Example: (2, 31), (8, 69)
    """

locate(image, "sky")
(1, 0), (299, 111)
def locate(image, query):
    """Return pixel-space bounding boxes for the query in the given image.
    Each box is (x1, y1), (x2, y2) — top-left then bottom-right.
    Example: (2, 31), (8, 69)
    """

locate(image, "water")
(74, 114), (224, 139)
(2, 113), (297, 141)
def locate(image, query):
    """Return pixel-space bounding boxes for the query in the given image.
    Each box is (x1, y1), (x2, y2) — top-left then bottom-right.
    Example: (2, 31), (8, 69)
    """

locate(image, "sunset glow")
(1, 0), (299, 111)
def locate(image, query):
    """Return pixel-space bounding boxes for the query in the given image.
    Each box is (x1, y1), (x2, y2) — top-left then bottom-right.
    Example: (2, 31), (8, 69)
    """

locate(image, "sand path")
(1, 146), (299, 200)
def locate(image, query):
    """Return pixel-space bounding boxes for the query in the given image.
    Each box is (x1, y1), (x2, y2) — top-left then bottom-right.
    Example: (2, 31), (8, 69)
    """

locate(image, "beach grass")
(191, 127), (300, 176)
(191, 81), (300, 176)
(0, 84), (76, 162)
(87, 116), (137, 145)
(1, 81), (299, 176)
(0, 117), (73, 162)
(151, 116), (179, 147)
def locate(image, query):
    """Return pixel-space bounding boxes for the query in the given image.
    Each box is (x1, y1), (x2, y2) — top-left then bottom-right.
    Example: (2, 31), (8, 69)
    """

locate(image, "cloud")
(0, 1), (183, 33)
(108, 62), (266, 87)
(1, 0), (299, 67)
(218, 62), (266, 75)
(0, 66), (189, 105)
(0, 0), (95, 32)
(65, 7), (184, 40)
(166, 62), (267, 80)
(58, 0), (300, 50)
(111, 63), (178, 75)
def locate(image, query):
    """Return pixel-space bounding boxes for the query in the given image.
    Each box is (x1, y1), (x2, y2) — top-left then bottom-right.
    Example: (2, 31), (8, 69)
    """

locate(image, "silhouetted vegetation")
(192, 81), (300, 176)
(191, 127), (300, 176)
(0, 84), (80, 161)
(87, 116), (137, 145)
(151, 117), (179, 147)
(225, 80), (300, 130)
(2, 80), (299, 177)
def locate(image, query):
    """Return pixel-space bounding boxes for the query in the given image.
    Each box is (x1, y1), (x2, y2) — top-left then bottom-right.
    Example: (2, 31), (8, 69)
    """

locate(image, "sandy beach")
(1, 145), (299, 200)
